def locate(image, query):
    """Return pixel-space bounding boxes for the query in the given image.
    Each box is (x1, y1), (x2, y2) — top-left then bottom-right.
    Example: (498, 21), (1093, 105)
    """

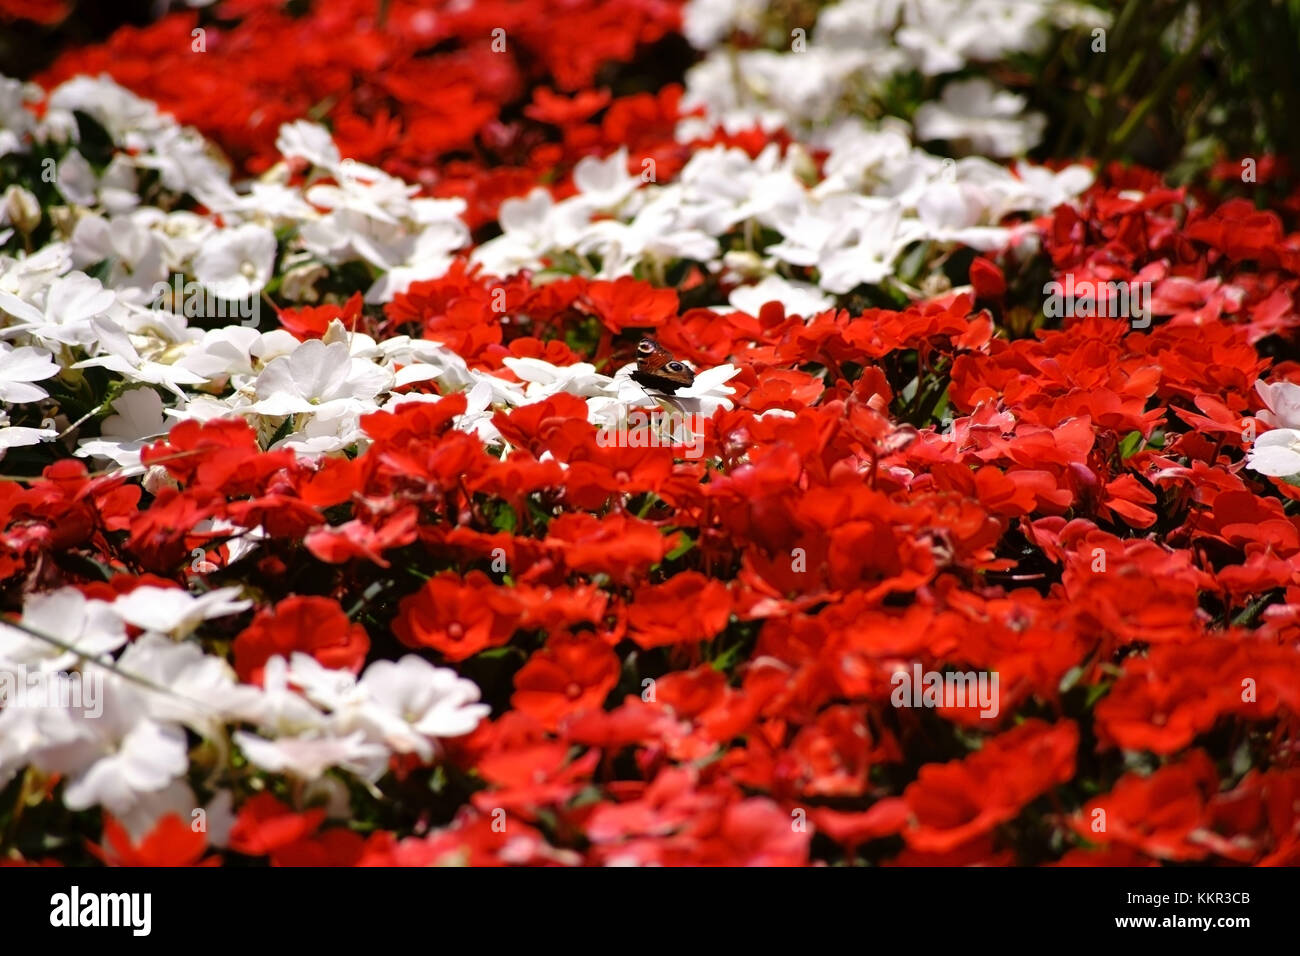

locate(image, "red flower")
(627, 572), (732, 648)
(811, 801), (909, 853)
(228, 794), (326, 858)
(0, 0), (70, 25)
(784, 705), (894, 798)
(360, 812), (579, 867)
(233, 595), (371, 684)
(270, 829), (368, 867)
(545, 512), (677, 584)
(91, 815), (218, 867)
(969, 256), (1006, 299)
(304, 508), (419, 568)
(581, 277), (678, 333)
(902, 720), (1078, 854)
(276, 292), (364, 340)
(524, 87), (611, 125)
(512, 632), (620, 729)
(393, 571), (523, 661)
(1071, 752), (1219, 862)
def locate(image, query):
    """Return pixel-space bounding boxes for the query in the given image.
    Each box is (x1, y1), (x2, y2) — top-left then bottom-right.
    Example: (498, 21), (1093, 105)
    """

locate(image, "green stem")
(1100, 0), (1248, 166)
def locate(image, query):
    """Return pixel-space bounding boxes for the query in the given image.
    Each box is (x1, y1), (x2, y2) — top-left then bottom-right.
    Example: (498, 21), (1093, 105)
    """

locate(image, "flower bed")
(1, 0), (1299, 867)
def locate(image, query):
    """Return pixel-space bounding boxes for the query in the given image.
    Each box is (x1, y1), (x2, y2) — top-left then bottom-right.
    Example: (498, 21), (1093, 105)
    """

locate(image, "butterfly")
(630, 338), (695, 394)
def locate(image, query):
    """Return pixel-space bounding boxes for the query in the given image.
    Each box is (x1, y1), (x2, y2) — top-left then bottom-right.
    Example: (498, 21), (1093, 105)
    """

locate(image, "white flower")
(345, 655), (490, 761)
(107, 780), (215, 846)
(677, 146), (787, 234)
(281, 653), (365, 711)
(270, 405), (368, 456)
(1244, 380), (1300, 479)
(682, 0), (766, 48)
(574, 198), (720, 277)
(174, 324), (264, 384)
(379, 337), (476, 386)
(12, 672), (188, 816)
(75, 386), (168, 471)
(0, 343), (59, 403)
(55, 149), (98, 206)
(1256, 380), (1300, 430)
(243, 656), (332, 735)
(0, 271), (116, 348)
(132, 125), (239, 210)
(190, 518), (264, 567)
(249, 339), (393, 417)
(165, 392), (253, 428)
(447, 378), (506, 445)
(503, 357), (614, 401)
(2, 185), (40, 234)
(73, 327), (209, 400)
(112, 586), (251, 639)
(728, 274), (835, 317)
(97, 155), (141, 214)
(912, 181), (1013, 251)
(817, 120), (915, 192)
(471, 188), (589, 277)
(897, 0), (1048, 75)
(115, 632), (262, 734)
(0, 78), (38, 156)
(1246, 428), (1300, 479)
(233, 729), (389, 781)
(154, 210), (217, 263)
(305, 161), (418, 224)
(767, 195), (913, 293)
(573, 148), (641, 210)
(1011, 161), (1095, 214)
(815, 1), (906, 52)
(231, 182), (318, 221)
(46, 75), (165, 143)
(193, 223), (277, 301)
(0, 243), (71, 302)
(0, 422), (57, 450)
(0, 588), (127, 671)
(275, 120), (340, 171)
(913, 78), (1046, 157)
(61, 717), (190, 814)
(69, 212), (168, 293)
(0, 690), (68, 791)
(364, 219), (467, 303)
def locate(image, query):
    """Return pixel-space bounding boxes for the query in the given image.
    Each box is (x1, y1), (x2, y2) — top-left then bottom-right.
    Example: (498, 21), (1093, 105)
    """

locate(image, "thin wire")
(0, 616), (219, 713)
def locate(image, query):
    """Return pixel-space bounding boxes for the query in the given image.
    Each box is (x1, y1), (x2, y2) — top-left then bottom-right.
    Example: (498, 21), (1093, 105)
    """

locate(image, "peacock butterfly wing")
(630, 338), (695, 393)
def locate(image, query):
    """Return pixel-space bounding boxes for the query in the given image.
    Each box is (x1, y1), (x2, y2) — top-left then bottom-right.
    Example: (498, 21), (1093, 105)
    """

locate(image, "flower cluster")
(1, 0), (1299, 868)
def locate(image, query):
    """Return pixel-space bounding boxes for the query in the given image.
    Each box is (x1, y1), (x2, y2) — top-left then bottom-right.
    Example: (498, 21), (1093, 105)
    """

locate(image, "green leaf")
(267, 416), (295, 448)
(71, 110), (115, 166)
(896, 240), (931, 284)
(710, 635), (748, 672)
(1083, 681), (1111, 709)
(487, 501), (517, 533)
(1058, 664), (1085, 694)
(428, 765), (447, 794)
(474, 646), (524, 661)
(664, 533), (696, 561)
